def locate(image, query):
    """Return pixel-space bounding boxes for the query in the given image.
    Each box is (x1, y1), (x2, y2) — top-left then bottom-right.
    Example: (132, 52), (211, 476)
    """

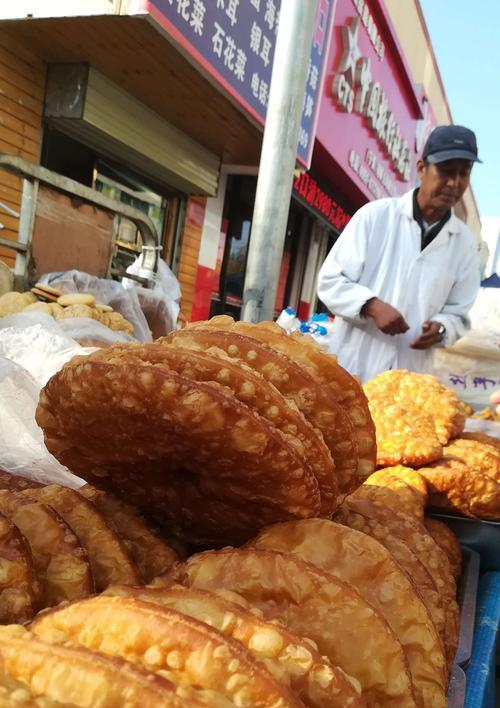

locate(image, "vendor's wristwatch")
(437, 323), (446, 342)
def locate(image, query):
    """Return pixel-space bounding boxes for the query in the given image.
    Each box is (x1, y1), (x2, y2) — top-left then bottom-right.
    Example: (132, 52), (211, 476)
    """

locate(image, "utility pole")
(240, 0), (319, 323)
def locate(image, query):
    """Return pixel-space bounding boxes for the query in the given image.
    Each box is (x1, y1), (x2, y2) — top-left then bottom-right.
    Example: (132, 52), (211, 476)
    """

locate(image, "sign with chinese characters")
(293, 171), (351, 231)
(146, 0), (335, 167)
(315, 0), (424, 201)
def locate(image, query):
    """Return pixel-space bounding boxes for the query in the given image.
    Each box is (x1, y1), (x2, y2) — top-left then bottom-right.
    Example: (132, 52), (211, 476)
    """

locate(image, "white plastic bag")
(0, 355), (84, 488)
(38, 269), (152, 342)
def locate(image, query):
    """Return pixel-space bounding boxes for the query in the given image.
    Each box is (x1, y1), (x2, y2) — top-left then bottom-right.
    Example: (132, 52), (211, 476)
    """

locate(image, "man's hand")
(410, 321), (442, 350)
(361, 297), (409, 335)
(490, 390), (500, 416)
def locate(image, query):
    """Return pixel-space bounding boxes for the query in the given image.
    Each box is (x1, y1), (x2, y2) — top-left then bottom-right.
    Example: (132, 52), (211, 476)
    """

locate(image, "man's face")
(417, 158), (473, 210)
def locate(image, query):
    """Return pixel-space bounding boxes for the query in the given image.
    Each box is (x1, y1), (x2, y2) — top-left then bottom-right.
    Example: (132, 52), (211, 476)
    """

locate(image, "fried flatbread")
(249, 519), (446, 708)
(0, 513), (38, 623)
(0, 490), (93, 606)
(0, 470), (42, 493)
(0, 625), (205, 707)
(350, 468), (427, 520)
(424, 519), (462, 580)
(162, 327), (358, 501)
(32, 596), (301, 708)
(102, 584), (365, 708)
(37, 358), (320, 544)
(167, 547), (417, 707)
(23, 486), (140, 591)
(78, 485), (178, 583)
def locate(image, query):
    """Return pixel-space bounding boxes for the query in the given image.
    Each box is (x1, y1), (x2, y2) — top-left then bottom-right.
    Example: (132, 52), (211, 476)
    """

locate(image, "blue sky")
(419, 0), (499, 217)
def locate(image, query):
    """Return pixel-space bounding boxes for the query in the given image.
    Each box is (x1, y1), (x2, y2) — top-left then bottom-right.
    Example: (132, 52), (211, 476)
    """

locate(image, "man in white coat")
(317, 125), (481, 382)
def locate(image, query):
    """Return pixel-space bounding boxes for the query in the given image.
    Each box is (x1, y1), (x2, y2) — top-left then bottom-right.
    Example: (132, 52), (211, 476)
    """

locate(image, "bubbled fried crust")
(458, 432), (500, 452)
(248, 519), (446, 708)
(0, 471), (42, 493)
(102, 584), (365, 708)
(418, 458), (500, 521)
(31, 595), (301, 708)
(364, 370), (465, 447)
(36, 357), (320, 545)
(0, 671), (72, 707)
(161, 327), (358, 503)
(0, 491), (94, 606)
(184, 317), (376, 490)
(0, 625), (204, 707)
(23, 486), (140, 591)
(166, 547), (417, 708)
(444, 439), (500, 484)
(0, 513), (39, 623)
(337, 498), (459, 669)
(88, 342), (337, 517)
(423, 519), (462, 580)
(333, 506), (446, 647)
(78, 485), (179, 584)
(351, 468), (427, 520)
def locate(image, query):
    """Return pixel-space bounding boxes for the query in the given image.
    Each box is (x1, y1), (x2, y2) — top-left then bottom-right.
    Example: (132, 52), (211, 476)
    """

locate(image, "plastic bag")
(37, 269), (152, 342)
(123, 257), (181, 337)
(0, 355), (84, 488)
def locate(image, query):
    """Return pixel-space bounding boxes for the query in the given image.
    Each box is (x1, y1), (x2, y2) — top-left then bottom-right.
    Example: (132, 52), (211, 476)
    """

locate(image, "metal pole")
(241, 0), (318, 323)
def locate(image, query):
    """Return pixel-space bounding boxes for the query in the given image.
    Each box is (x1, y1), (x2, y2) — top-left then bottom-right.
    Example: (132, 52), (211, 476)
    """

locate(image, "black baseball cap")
(422, 125), (482, 164)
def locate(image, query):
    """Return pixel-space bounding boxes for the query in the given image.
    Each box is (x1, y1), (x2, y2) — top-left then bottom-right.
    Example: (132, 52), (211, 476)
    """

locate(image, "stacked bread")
(364, 369), (500, 520)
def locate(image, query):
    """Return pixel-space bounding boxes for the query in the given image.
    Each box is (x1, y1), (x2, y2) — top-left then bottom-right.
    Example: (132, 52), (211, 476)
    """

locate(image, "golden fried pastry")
(23, 486), (140, 591)
(103, 584), (365, 708)
(365, 369), (465, 445)
(186, 317), (376, 488)
(89, 342), (336, 516)
(0, 514), (38, 623)
(0, 471), (41, 493)
(162, 327), (358, 502)
(167, 547), (417, 707)
(339, 497), (459, 667)
(58, 304), (98, 320)
(419, 458), (500, 520)
(424, 519), (462, 580)
(444, 438), (500, 483)
(0, 291), (35, 317)
(458, 432), (500, 452)
(472, 406), (500, 422)
(334, 504), (445, 644)
(0, 490), (93, 606)
(100, 312), (135, 336)
(32, 595), (301, 708)
(79, 485), (179, 583)
(0, 625), (203, 707)
(249, 519), (446, 707)
(350, 467), (427, 520)
(0, 671), (70, 707)
(370, 402), (443, 467)
(37, 356), (320, 544)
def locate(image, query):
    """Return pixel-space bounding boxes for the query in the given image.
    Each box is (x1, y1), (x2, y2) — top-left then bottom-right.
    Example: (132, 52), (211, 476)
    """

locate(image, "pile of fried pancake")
(0, 467), (461, 707)
(35, 316), (377, 544)
(364, 369), (500, 520)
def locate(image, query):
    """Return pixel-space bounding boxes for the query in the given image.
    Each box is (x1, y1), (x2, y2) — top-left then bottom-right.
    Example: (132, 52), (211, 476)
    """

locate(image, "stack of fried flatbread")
(35, 316), (376, 544)
(364, 369), (500, 520)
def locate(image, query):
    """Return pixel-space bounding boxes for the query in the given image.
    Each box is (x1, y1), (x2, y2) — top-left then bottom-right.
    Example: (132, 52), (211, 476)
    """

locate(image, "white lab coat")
(317, 189), (480, 382)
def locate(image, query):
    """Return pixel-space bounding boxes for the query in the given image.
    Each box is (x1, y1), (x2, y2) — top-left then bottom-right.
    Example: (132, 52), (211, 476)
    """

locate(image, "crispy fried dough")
(0, 625), (203, 707)
(0, 471), (42, 493)
(444, 439), (500, 483)
(23, 486), (140, 591)
(32, 595), (300, 708)
(78, 485), (178, 583)
(0, 671), (69, 707)
(0, 513), (38, 623)
(88, 342), (336, 516)
(162, 327), (358, 501)
(339, 497), (459, 667)
(0, 491), (93, 606)
(333, 505), (445, 644)
(37, 358), (320, 544)
(419, 458), (500, 520)
(249, 519), (446, 708)
(185, 317), (376, 488)
(365, 370), (465, 446)
(350, 468), (427, 520)
(424, 519), (462, 580)
(102, 584), (365, 708)
(458, 432), (500, 451)
(167, 547), (417, 707)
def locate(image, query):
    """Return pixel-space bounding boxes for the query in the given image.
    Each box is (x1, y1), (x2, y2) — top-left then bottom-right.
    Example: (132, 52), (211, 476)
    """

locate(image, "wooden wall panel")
(177, 196), (207, 322)
(0, 31), (45, 268)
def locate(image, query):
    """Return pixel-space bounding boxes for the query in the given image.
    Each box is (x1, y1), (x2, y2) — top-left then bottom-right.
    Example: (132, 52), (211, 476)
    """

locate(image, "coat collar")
(399, 189), (461, 235)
